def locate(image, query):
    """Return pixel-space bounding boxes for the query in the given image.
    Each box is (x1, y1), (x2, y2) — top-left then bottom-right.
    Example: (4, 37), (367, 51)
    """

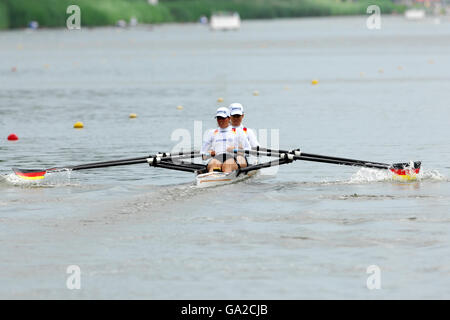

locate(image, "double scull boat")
(11, 147), (422, 186)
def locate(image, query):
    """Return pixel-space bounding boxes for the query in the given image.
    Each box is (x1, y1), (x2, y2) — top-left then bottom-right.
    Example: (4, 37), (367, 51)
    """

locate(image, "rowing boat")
(196, 170), (258, 188)
(10, 147), (422, 186)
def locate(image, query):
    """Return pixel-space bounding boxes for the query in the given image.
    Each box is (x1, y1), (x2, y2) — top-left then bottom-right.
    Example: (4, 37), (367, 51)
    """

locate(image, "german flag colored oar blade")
(12, 168), (48, 180)
(12, 167), (68, 180)
(389, 161), (421, 181)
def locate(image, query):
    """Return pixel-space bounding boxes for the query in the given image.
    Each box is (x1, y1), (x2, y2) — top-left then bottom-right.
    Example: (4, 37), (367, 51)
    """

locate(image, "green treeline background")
(0, 0), (405, 30)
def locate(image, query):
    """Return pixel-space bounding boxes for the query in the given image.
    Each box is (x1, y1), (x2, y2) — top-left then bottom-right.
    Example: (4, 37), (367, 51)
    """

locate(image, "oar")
(290, 154), (421, 179)
(238, 148), (421, 179)
(254, 147), (388, 166)
(12, 151), (201, 180)
(239, 149), (389, 169)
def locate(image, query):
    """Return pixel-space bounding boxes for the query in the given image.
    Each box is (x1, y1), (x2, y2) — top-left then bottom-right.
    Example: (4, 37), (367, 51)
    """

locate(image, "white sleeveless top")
(201, 126), (251, 155)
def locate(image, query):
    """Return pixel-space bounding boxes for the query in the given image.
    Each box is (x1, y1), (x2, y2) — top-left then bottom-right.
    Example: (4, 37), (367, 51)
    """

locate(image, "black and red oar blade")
(12, 168), (47, 180)
(389, 161), (421, 180)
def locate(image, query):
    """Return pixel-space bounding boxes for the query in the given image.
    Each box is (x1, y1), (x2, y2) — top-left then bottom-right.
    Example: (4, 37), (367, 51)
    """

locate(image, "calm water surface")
(0, 16), (449, 299)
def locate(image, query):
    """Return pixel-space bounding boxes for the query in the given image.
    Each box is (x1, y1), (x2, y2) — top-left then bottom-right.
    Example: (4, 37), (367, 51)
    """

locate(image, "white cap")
(229, 103), (244, 116)
(215, 107), (230, 118)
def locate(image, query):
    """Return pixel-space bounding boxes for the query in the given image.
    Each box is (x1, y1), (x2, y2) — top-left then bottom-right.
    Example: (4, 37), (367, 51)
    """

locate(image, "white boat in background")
(404, 9), (426, 20)
(210, 12), (241, 31)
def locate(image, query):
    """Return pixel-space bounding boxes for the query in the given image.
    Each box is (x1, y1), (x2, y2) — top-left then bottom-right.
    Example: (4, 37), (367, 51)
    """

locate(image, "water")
(1, 16), (449, 299)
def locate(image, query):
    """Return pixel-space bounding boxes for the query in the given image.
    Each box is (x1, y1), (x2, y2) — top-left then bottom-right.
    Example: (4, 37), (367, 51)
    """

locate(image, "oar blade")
(12, 168), (47, 180)
(389, 161), (421, 181)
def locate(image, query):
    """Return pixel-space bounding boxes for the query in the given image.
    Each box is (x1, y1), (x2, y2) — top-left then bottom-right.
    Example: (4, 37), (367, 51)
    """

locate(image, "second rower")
(229, 103), (259, 148)
(229, 103), (259, 167)
(201, 107), (251, 173)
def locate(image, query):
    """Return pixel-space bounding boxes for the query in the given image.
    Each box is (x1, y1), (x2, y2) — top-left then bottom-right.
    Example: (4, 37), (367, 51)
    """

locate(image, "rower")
(201, 107), (251, 173)
(228, 103), (259, 166)
(229, 103), (259, 148)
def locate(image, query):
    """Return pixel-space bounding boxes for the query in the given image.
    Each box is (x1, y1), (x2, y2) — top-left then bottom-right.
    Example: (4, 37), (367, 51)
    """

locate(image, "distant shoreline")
(1, 14), (423, 34)
(0, 0), (406, 30)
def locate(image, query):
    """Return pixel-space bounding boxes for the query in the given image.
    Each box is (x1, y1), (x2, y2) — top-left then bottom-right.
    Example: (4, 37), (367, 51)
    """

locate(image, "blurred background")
(0, 0), (448, 30)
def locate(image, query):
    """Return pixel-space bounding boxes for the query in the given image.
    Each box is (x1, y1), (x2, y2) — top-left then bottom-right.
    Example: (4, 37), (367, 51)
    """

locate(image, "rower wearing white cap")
(229, 102), (259, 148)
(201, 107), (251, 173)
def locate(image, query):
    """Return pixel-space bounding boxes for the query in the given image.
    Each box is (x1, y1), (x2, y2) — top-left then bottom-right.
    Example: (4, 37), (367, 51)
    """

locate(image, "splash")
(349, 167), (446, 184)
(418, 169), (446, 181)
(348, 168), (391, 183)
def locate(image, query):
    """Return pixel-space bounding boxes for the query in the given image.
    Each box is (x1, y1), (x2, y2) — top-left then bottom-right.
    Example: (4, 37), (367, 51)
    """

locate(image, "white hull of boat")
(195, 170), (257, 188)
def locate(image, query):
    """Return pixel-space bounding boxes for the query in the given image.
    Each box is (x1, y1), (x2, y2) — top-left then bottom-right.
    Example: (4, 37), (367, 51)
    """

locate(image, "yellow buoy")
(217, 97), (224, 103)
(253, 90), (259, 96)
(311, 79), (319, 85)
(73, 121), (84, 129)
(176, 105), (183, 110)
(378, 69), (384, 74)
(129, 113), (137, 119)
(359, 72), (365, 77)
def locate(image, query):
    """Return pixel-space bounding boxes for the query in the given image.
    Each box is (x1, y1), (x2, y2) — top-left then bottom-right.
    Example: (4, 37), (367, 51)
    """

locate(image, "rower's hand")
(226, 146), (234, 152)
(209, 150), (216, 157)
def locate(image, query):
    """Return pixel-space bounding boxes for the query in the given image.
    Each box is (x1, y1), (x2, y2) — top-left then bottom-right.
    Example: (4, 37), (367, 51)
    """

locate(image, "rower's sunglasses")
(231, 114), (243, 118)
(216, 116), (228, 120)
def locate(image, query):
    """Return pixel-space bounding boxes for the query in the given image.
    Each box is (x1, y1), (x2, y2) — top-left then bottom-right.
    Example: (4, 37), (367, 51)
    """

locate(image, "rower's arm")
(201, 130), (213, 156)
